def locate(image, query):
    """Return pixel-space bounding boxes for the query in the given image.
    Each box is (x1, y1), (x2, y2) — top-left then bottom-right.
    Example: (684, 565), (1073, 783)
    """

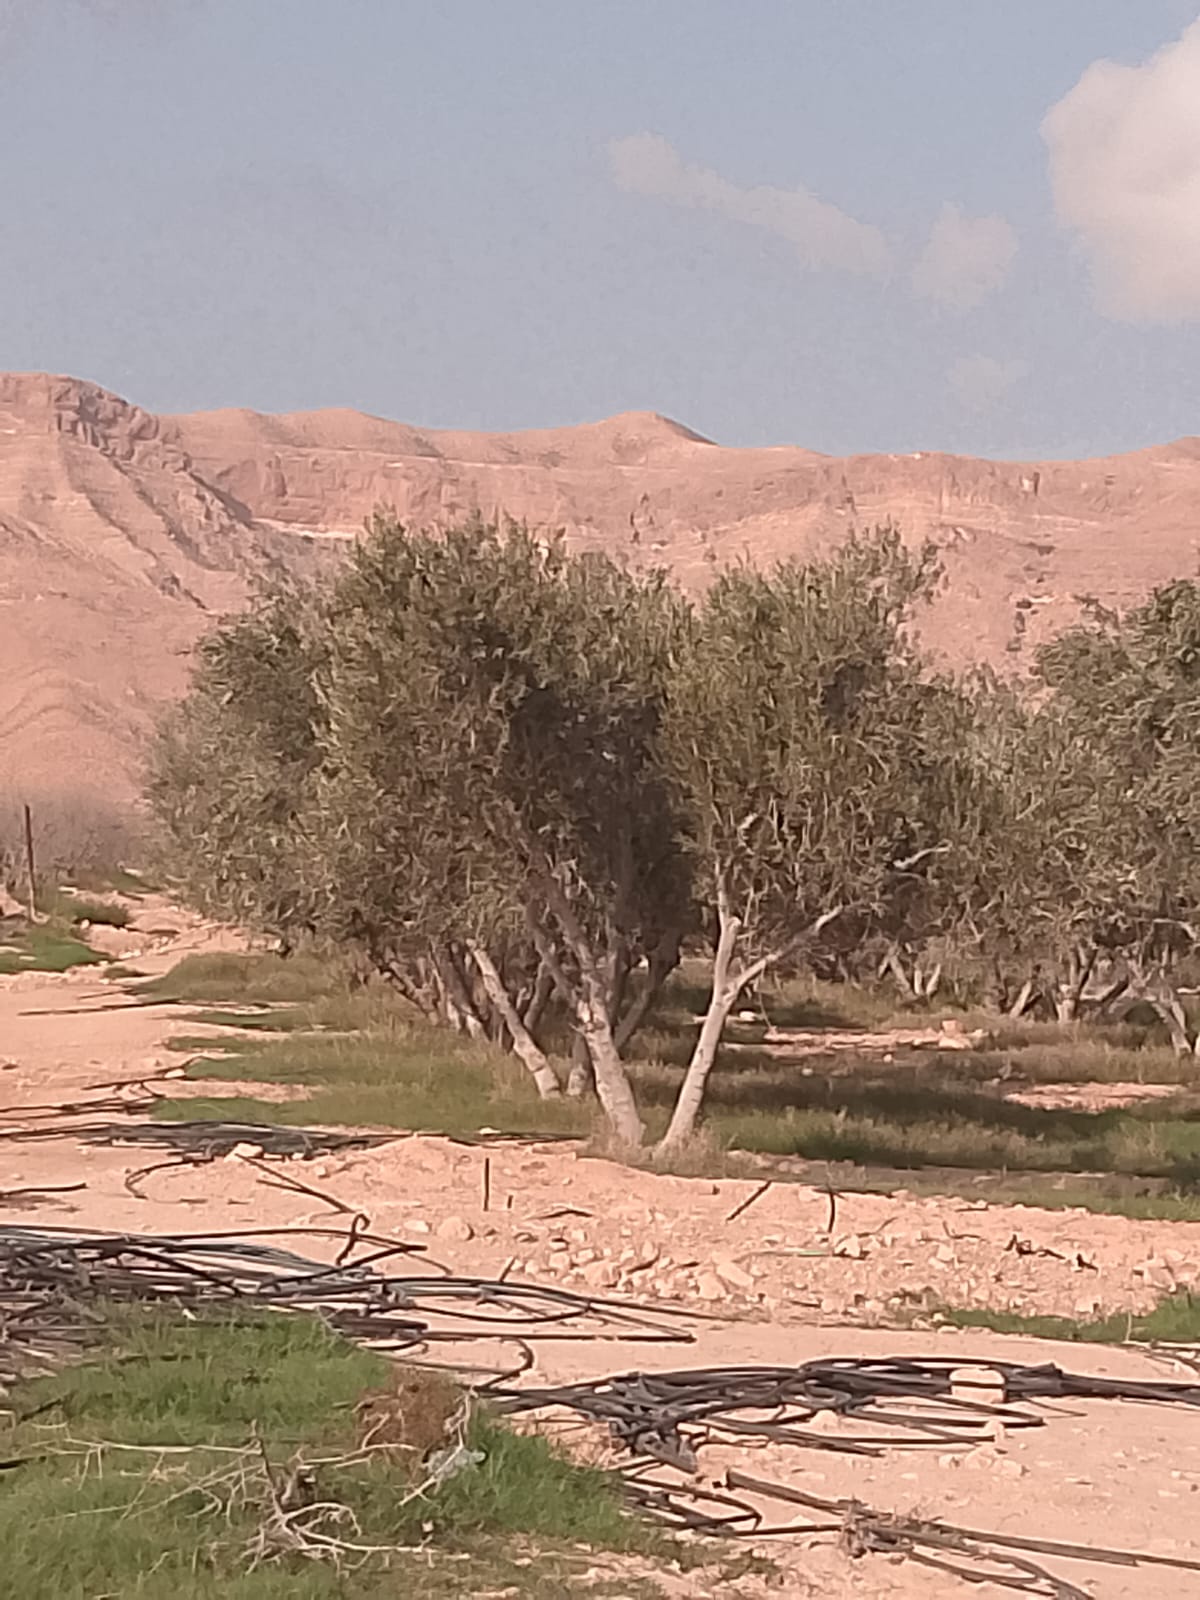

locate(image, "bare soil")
(1, 901), (1199, 1597)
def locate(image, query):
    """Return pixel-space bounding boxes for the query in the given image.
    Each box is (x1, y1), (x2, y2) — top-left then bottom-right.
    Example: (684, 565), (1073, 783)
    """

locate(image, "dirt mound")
(6, 369), (1200, 805)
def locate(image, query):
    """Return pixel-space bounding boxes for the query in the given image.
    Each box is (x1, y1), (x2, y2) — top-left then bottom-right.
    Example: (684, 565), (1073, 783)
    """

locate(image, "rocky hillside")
(3, 370), (1199, 812)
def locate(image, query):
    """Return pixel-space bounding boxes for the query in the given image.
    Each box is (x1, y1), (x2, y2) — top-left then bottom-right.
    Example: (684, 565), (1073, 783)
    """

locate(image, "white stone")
(713, 1257), (754, 1291)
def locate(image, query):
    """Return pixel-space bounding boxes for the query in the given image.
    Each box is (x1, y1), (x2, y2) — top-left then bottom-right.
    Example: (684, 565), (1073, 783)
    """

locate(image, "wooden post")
(22, 803), (36, 922)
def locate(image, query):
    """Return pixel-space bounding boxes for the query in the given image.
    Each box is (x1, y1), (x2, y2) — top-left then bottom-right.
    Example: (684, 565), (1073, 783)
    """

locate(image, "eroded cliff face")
(2, 368), (1198, 806)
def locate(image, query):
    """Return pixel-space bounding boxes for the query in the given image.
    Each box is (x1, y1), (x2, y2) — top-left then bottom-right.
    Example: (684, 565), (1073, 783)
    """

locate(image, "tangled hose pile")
(0, 1223), (691, 1387)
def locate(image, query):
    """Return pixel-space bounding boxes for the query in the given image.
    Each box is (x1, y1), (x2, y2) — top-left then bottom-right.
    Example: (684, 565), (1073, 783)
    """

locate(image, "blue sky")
(5, 1), (1200, 459)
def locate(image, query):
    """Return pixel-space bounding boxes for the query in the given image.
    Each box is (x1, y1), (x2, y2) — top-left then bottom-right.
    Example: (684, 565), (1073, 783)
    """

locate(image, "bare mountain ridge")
(3, 370), (1199, 809)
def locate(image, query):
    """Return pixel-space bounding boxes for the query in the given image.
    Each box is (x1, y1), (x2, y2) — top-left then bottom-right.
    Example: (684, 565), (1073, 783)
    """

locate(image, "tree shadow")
(631, 1046), (1200, 1185)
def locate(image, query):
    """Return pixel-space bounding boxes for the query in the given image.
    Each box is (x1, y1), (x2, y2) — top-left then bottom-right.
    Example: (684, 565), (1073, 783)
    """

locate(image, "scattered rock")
(581, 1259), (618, 1290)
(713, 1256), (755, 1291)
(435, 1215), (474, 1243)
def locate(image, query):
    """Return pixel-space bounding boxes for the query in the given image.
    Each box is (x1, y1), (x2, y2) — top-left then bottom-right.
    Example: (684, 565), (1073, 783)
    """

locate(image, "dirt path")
(2, 918), (1199, 1597)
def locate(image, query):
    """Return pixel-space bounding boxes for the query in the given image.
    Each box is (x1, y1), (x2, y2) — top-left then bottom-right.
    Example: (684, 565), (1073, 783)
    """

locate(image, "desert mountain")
(3, 370), (1200, 813)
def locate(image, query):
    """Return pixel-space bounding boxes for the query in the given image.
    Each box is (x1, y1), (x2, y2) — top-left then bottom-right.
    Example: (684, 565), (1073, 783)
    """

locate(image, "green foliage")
(140, 951), (351, 1004)
(146, 512), (1200, 1140)
(146, 580), (328, 940)
(0, 920), (107, 974)
(939, 1293), (1200, 1345)
(0, 1310), (665, 1600)
(37, 887), (130, 927)
(662, 527), (942, 964)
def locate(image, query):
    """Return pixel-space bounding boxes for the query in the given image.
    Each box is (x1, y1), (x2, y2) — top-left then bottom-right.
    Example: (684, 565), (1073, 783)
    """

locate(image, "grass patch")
(0, 920), (107, 975)
(146, 950), (1200, 1217)
(66, 864), (154, 897)
(186, 1007), (311, 1032)
(37, 888), (131, 928)
(141, 951), (358, 1007)
(938, 1292), (1200, 1346)
(161, 1020), (592, 1139)
(165, 1033), (273, 1057)
(0, 1307), (670, 1599)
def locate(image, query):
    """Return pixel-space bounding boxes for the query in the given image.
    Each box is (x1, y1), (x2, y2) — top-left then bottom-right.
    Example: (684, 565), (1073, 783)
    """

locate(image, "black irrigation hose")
(0, 1120), (395, 1158)
(493, 1354), (1200, 1464)
(491, 1355), (1200, 1592)
(0, 1224), (694, 1386)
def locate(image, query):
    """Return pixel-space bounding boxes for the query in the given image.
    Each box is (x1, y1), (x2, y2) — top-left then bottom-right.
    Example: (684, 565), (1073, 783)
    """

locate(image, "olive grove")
(149, 515), (1200, 1149)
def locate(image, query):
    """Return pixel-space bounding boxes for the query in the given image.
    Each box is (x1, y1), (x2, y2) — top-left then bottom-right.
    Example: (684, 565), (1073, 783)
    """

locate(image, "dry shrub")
(354, 1366), (464, 1465)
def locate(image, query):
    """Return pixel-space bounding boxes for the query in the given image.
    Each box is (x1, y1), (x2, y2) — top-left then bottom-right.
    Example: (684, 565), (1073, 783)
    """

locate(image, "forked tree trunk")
(882, 946), (942, 1003)
(467, 941), (561, 1098)
(1149, 990), (1200, 1057)
(527, 904), (643, 1145)
(656, 895), (842, 1156)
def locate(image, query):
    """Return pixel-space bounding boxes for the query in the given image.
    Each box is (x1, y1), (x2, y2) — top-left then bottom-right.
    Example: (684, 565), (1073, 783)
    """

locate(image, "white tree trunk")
(1151, 992), (1194, 1056)
(1054, 947), (1094, 1026)
(526, 899), (643, 1145)
(656, 905), (743, 1154)
(467, 941), (561, 1099)
(1006, 976), (1037, 1018)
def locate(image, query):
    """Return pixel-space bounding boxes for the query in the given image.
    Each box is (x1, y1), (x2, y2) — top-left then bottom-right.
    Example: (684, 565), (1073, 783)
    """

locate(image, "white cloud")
(947, 354), (1026, 413)
(912, 203), (1017, 310)
(1042, 17), (1200, 321)
(608, 132), (890, 277)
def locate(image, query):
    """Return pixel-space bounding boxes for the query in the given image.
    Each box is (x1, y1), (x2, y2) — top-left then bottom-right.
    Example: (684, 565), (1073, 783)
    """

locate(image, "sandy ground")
(2, 903), (1200, 1597)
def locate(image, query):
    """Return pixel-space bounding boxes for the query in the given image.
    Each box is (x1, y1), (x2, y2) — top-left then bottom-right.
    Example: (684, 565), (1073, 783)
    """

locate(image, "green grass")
(0, 1308), (670, 1599)
(145, 951), (1200, 1218)
(161, 1020), (592, 1139)
(36, 887), (131, 928)
(938, 1292), (1200, 1346)
(187, 1007), (311, 1032)
(0, 920), (108, 974)
(141, 951), (354, 1006)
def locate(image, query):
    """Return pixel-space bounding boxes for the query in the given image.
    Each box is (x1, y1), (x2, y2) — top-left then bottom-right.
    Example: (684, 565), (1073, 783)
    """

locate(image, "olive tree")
(903, 673), (1129, 1022)
(312, 516), (691, 1141)
(656, 528), (942, 1153)
(147, 581), (328, 944)
(1036, 583), (1200, 1049)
